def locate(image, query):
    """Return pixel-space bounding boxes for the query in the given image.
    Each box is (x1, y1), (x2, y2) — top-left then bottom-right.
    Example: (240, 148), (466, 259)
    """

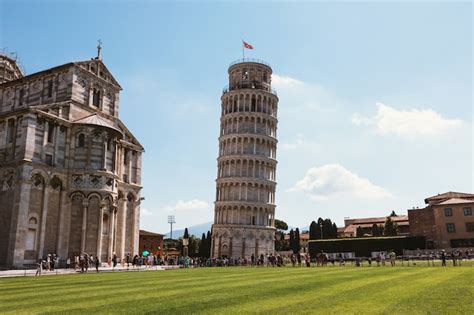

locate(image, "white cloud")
(141, 208), (154, 216)
(352, 102), (463, 138)
(146, 199), (210, 215)
(174, 199), (210, 211)
(280, 133), (321, 154)
(272, 74), (303, 88)
(280, 133), (307, 151)
(290, 163), (392, 201)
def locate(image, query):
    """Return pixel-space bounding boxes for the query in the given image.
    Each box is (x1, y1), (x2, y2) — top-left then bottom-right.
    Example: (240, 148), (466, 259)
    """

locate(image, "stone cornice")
(218, 133), (277, 143)
(217, 154), (277, 164)
(214, 200), (276, 208)
(220, 112), (278, 123)
(216, 177), (276, 186)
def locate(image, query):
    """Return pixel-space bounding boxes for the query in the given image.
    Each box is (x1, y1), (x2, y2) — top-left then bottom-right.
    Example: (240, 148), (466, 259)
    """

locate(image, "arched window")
(77, 134), (85, 148)
(19, 89), (24, 105)
(92, 89), (101, 107)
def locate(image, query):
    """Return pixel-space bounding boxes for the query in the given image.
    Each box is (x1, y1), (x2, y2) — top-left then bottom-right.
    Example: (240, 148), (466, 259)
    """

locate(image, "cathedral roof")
(0, 58), (121, 89)
(74, 114), (123, 136)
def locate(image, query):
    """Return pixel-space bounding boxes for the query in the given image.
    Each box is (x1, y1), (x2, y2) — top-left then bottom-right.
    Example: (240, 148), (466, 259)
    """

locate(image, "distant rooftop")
(139, 229), (164, 237)
(436, 198), (474, 206)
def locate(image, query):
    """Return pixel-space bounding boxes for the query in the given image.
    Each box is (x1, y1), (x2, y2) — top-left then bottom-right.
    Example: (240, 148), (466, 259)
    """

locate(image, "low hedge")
(308, 236), (426, 257)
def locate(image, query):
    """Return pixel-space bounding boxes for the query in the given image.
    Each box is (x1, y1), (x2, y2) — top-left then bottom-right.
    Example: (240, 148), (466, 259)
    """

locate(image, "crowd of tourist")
(34, 248), (473, 276)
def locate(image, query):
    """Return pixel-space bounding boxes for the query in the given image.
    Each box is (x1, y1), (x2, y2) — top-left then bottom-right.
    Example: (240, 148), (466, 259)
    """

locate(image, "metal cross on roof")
(97, 39), (102, 60)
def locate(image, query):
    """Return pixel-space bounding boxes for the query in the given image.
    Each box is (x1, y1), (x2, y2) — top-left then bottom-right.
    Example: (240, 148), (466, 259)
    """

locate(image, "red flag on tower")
(243, 40), (254, 49)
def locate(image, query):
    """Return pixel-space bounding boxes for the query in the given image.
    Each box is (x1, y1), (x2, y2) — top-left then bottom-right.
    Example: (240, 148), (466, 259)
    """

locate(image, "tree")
(322, 219), (333, 239)
(294, 228), (301, 253)
(275, 231), (290, 251)
(356, 226), (364, 238)
(332, 223), (338, 238)
(274, 219), (288, 231)
(206, 231), (212, 257)
(384, 217), (398, 236)
(198, 233), (206, 257)
(183, 228), (189, 239)
(390, 210), (397, 217)
(371, 224), (382, 237)
(309, 221), (318, 240)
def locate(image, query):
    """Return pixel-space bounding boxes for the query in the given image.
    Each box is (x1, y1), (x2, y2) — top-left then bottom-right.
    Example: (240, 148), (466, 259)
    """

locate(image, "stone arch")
(127, 191), (137, 202)
(87, 192), (102, 202)
(49, 176), (63, 191)
(69, 191), (86, 200)
(31, 172), (45, 189)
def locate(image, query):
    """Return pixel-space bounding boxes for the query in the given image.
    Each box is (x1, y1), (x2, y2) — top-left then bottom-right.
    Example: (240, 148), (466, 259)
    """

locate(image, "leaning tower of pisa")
(211, 59), (278, 259)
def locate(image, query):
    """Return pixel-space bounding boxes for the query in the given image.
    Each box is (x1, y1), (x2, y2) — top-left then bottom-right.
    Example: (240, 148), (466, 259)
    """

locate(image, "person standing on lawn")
(35, 259), (42, 276)
(389, 251), (396, 266)
(112, 253), (118, 270)
(441, 250), (447, 266)
(95, 256), (100, 273)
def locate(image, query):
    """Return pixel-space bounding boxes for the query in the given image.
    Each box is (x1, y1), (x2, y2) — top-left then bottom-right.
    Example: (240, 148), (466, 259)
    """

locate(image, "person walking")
(441, 250), (447, 267)
(95, 256), (100, 273)
(35, 259), (43, 276)
(389, 251), (396, 267)
(126, 253), (131, 269)
(66, 257), (71, 269)
(451, 251), (457, 266)
(112, 253), (118, 270)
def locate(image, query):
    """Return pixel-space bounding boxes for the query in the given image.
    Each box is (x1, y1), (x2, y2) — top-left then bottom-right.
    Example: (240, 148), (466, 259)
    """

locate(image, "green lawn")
(1, 264), (473, 314)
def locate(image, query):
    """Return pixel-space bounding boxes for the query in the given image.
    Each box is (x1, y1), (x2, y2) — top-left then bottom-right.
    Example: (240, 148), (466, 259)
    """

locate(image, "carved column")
(96, 205), (104, 261)
(107, 208), (115, 259)
(38, 184), (50, 258)
(56, 187), (67, 257)
(131, 201), (139, 255)
(80, 200), (89, 253)
(120, 198), (127, 258)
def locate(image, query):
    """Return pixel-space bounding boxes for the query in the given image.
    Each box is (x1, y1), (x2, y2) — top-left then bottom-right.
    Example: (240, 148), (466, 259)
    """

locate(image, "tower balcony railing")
(229, 58), (271, 68)
(222, 82), (277, 96)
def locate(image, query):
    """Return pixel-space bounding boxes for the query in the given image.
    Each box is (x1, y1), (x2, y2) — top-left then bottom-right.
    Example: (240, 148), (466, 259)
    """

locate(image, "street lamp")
(168, 215), (175, 239)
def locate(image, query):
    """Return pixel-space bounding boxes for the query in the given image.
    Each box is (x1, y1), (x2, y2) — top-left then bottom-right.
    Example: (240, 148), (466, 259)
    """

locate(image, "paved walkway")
(0, 265), (180, 278)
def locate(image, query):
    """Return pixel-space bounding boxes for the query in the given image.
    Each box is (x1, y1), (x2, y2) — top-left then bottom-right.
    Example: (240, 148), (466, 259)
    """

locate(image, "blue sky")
(1, 1), (472, 233)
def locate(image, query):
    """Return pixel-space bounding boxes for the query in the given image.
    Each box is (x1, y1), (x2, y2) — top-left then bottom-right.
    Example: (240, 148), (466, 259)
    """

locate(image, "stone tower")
(211, 59), (278, 259)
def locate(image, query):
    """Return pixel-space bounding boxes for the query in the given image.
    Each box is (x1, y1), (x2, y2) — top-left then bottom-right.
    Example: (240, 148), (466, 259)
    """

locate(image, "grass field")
(1, 264), (473, 314)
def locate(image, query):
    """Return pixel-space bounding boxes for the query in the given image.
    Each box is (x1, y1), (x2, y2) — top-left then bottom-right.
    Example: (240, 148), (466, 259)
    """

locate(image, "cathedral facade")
(0, 51), (143, 268)
(211, 59), (278, 258)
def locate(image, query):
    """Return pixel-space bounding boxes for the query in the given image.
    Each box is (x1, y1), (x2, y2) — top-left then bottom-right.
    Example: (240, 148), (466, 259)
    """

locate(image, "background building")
(341, 215), (410, 237)
(409, 192), (474, 248)
(211, 59), (278, 258)
(0, 49), (143, 268)
(139, 230), (164, 256)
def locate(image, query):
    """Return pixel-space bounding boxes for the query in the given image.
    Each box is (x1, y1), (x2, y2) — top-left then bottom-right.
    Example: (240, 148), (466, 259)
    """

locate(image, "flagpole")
(242, 41), (245, 60)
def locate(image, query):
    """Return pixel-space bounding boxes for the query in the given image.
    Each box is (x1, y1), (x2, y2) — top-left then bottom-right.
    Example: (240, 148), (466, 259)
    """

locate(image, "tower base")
(211, 224), (275, 259)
